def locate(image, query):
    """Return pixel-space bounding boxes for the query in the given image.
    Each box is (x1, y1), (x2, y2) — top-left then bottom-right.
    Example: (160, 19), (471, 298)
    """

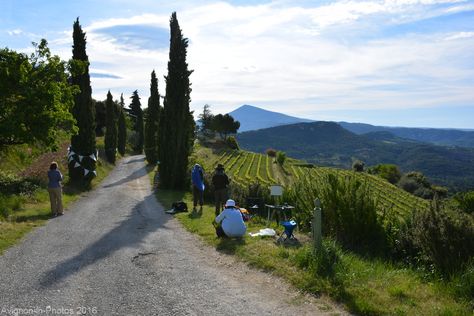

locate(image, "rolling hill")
(339, 122), (474, 148)
(228, 105), (474, 148)
(236, 122), (474, 191)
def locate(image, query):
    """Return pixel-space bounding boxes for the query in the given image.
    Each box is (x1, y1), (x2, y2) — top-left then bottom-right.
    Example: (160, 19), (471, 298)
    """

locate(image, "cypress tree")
(129, 90), (143, 153)
(117, 93), (127, 156)
(158, 12), (194, 189)
(104, 91), (118, 163)
(144, 70), (161, 165)
(69, 17), (97, 184)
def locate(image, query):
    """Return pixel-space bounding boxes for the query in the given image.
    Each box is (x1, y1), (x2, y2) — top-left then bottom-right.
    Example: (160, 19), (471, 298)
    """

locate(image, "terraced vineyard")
(197, 147), (429, 218)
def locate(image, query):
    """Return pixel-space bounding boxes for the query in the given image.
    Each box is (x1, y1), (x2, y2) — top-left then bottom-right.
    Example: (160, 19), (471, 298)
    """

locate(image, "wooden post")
(312, 198), (322, 253)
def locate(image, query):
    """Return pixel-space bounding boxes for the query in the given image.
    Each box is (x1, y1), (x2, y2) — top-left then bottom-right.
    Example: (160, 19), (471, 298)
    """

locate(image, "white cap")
(225, 199), (236, 208)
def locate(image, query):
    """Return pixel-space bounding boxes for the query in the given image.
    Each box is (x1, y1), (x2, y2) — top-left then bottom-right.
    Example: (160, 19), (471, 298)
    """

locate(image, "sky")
(1, 0), (473, 129)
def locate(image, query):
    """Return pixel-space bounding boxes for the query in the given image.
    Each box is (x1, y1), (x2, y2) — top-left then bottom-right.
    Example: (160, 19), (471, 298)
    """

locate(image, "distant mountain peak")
(228, 104), (313, 132)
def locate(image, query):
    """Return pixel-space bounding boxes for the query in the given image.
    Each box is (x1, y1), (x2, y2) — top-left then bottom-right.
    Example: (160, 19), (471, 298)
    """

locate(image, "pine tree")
(117, 93), (127, 156)
(144, 70), (161, 165)
(69, 17), (97, 184)
(104, 91), (118, 163)
(158, 12), (194, 189)
(129, 90), (143, 153)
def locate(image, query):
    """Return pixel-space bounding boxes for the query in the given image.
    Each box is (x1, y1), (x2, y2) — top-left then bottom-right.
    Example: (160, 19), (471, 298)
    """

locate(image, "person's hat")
(225, 199), (236, 208)
(216, 163), (224, 169)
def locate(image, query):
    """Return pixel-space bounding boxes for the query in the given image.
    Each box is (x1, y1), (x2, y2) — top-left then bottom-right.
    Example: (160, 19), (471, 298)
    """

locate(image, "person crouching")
(213, 199), (246, 238)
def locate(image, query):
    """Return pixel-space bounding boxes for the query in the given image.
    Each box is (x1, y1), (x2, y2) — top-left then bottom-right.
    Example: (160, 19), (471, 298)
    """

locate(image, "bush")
(229, 181), (270, 210)
(352, 160), (365, 172)
(0, 171), (40, 196)
(453, 191), (474, 214)
(286, 173), (387, 253)
(397, 200), (474, 275)
(276, 151), (286, 166)
(266, 148), (277, 157)
(398, 171), (434, 199)
(368, 164), (401, 184)
(226, 136), (239, 150)
(0, 194), (25, 219)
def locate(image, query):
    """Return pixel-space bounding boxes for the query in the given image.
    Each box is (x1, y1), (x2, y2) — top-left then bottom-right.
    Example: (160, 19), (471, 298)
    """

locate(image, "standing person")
(212, 164), (230, 216)
(213, 199), (246, 238)
(191, 163), (205, 212)
(47, 161), (64, 217)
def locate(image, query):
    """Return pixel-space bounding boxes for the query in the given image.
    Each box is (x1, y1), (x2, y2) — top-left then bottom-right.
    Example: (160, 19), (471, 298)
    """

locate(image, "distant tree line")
(198, 104), (240, 140)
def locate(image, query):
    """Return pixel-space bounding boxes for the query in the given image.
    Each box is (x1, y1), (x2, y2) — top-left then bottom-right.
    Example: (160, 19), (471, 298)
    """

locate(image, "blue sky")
(1, 0), (473, 129)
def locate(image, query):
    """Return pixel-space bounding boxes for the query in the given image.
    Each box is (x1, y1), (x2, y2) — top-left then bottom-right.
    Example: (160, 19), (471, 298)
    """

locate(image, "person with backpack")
(212, 163), (230, 216)
(191, 163), (205, 212)
(213, 199), (246, 238)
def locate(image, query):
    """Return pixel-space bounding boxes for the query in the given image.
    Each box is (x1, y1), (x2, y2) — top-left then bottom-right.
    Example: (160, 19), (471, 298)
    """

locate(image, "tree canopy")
(117, 93), (127, 156)
(158, 12), (194, 189)
(104, 91), (118, 163)
(211, 114), (240, 140)
(144, 70), (161, 165)
(129, 90), (144, 153)
(0, 40), (77, 150)
(69, 17), (97, 183)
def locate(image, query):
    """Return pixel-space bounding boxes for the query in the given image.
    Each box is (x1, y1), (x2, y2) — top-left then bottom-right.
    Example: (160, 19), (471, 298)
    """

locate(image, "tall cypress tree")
(117, 93), (127, 156)
(144, 70), (161, 165)
(158, 12), (194, 189)
(69, 17), (96, 183)
(129, 90), (143, 153)
(104, 91), (118, 163)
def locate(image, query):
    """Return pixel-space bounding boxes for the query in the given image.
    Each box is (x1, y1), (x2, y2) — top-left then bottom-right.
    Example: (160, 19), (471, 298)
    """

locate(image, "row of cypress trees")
(69, 18), (128, 183)
(69, 12), (194, 190)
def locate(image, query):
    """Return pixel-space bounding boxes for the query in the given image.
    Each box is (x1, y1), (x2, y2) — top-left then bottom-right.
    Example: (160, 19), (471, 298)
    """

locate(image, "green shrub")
(368, 164), (401, 184)
(229, 181), (270, 210)
(446, 262), (474, 301)
(286, 173), (387, 253)
(453, 191), (474, 214)
(0, 194), (25, 219)
(0, 171), (40, 195)
(265, 148), (277, 157)
(276, 151), (286, 166)
(291, 240), (341, 278)
(397, 200), (474, 275)
(352, 160), (365, 172)
(225, 136), (239, 150)
(398, 171), (434, 199)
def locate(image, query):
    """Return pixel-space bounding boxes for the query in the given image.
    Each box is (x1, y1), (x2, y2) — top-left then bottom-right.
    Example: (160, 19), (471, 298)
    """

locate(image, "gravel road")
(0, 155), (346, 316)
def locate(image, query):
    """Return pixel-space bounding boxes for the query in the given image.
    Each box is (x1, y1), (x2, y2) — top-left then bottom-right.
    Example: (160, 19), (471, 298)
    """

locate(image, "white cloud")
(7, 29), (23, 36)
(445, 31), (474, 40)
(40, 0), (473, 126)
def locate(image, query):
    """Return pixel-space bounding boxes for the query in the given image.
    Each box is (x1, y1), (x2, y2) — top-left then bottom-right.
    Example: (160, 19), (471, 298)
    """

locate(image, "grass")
(0, 137), (116, 255)
(153, 178), (472, 315)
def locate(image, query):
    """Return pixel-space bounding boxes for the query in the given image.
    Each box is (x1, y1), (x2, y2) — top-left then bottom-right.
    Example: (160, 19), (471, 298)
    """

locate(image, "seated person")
(213, 199), (247, 238)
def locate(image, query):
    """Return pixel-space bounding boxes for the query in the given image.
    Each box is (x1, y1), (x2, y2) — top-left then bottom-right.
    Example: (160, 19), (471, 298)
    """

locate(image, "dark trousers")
(214, 188), (228, 215)
(193, 185), (203, 207)
(215, 225), (227, 238)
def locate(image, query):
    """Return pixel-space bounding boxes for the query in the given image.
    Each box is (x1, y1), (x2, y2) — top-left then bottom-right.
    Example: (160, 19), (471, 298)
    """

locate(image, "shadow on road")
(125, 157), (146, 164)
(39, 191), (169, 288)
(103, 166), (149, 189)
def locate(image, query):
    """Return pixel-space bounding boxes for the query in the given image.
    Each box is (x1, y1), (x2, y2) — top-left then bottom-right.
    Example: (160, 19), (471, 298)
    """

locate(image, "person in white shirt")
(214, 199), (246, 238)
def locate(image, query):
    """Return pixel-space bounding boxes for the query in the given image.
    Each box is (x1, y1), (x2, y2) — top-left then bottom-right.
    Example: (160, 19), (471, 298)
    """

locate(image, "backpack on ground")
(165, 201), (188, 214)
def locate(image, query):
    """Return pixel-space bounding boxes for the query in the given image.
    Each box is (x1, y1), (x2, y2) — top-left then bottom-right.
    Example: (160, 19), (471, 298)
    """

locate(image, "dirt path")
(0, 155), (347, 315)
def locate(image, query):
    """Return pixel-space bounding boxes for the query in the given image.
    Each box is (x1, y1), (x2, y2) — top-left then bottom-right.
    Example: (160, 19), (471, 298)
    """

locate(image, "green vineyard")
(196, 147), (429, 218)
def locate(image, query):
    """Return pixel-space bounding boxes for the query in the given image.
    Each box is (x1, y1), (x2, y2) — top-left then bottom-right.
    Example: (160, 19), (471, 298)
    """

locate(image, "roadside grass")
(0, 138), (115, 255)
(154, 188), (472, 315)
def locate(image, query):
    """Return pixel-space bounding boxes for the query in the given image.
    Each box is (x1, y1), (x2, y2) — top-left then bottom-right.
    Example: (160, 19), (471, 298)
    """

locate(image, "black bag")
(171, 201), (188, 212)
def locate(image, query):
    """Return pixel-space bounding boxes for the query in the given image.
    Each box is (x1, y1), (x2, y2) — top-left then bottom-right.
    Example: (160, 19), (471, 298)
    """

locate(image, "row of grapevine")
(206, 148), (428, 218)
